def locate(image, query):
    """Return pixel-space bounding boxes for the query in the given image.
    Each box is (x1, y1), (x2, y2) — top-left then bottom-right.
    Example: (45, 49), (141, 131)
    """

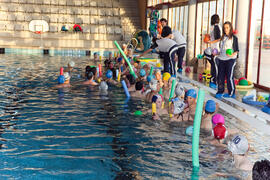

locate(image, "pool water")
(0, 54), (269, 179)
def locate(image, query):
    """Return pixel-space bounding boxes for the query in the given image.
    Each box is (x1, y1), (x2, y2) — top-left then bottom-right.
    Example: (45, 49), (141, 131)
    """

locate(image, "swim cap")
(135, 81), (143, 91)
(212, 114), (225, 125)
(213, 123), (227, 140)
(68, 61), (75, 68)
(99, 81), (108, 91)
(57, 75), (65, 84)
(172, 98), (186, 114)
(106, 70), (113, 79)
(147, 75), (154, 82)
(162, 72), (171, 81)
(204, 47), (212, 56)
(186, 126), (193, 136)
(175, 83), (185, 97)
(149, 79), (158, 91)
(63, 72), (70, 81)
(140, 69), (146, 77)
(228, 135), (249, 155)
(117, 57), (123, 63)
(186, 89), (197, 99)
(152, 94), (163, 103)
(205, 100), (216, 113)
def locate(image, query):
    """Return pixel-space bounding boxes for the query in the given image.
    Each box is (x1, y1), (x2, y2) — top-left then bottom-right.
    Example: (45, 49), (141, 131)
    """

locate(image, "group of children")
(53, 15), (269, 179)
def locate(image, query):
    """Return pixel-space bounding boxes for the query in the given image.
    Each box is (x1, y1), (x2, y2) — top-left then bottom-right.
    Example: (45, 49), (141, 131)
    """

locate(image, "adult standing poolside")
(160, 18), (186, 73)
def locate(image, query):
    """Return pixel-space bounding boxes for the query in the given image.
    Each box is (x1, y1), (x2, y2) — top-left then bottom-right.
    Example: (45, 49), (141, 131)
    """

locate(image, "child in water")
(82, 71), (98, 86)
(55, 72), (71, 88)
(169, 97), (187, 122)
(105, 70), (118, 85)
(145, 78), (160, 103)
(93, 52), (99, 61)
(185, 89), (197, 121)
(64, 61), (76, 74)
(201, 100), (219, 131)
(130, 81), (145, 99)
(210, 123), (228, 147)
(151, 94), (167, 120)
(228, 135), (253, 172)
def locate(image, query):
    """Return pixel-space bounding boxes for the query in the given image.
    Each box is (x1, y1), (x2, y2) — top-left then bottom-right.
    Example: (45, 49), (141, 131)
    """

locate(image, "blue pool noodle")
(121, 80), (130, 98)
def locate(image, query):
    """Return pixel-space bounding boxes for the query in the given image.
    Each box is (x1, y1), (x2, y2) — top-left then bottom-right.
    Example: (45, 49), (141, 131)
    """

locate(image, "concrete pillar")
(234, 0), (250, 78)
(186, 0), (197, 63)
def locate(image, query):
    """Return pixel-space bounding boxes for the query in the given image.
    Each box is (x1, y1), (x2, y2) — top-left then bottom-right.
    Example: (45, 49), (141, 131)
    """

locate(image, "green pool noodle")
(169, 79), (176, 101)
(192, 89), (205, 168)
(114, 41), (136, 79)
(149, 66), (154, 76)
(159, 87), (162, 95)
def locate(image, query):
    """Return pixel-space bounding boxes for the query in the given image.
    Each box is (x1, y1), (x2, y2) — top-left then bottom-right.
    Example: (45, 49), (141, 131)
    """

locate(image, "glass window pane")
(217, 0), (224, 24)
(259, 0), (270, 87)
(209, 1), (216, 33)
(248, 0), (263, 83)
(196, 3), (203, 55)
(183, 6), (188, 38)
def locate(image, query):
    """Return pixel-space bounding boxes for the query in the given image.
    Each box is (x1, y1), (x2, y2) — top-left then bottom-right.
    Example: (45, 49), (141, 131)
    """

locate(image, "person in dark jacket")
(204, 14), (222, 89)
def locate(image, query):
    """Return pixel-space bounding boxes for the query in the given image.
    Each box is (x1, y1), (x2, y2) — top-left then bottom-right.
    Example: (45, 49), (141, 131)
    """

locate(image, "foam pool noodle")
(117, 69), (121, 82)
(121, 80), (130, 98)
(98, 64), (102, 77)
(192, 89), (205, 168)
(60, 67), (64, 75)
(152, 103), (156, 115)
(116, 69), (119, 80)
(169, 79), (176, 117)
(114, 41), (136, 79)
(149, 66), (154, 76)
(158, 88), (164, 109)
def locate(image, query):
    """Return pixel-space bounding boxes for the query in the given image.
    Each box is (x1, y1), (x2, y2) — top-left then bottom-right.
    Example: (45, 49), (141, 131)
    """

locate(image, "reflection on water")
(0, 54), (269, 179)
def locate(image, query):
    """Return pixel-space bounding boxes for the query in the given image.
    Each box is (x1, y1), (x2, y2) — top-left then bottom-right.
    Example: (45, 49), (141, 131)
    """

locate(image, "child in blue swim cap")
(55, 72), (71, 88)
(201, 100), (219, 131)
(185, 89), (197, 121)
(105, 70), (118, 85)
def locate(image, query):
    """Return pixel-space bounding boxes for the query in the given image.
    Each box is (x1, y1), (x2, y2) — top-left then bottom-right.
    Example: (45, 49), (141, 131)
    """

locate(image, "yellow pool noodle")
(152, 103), (156, 115)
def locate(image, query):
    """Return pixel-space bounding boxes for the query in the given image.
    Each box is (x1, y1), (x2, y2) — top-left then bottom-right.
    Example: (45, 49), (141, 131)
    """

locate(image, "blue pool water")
(0, 54), (270, 179)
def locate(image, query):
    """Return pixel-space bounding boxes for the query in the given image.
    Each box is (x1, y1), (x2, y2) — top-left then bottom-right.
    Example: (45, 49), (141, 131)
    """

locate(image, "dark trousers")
(177, 47), (186, 69)
(163, 52), (176, 76)
(216, 58), (236, 95)
(162, 48), (178, 76)
(208, 55), (219, 84)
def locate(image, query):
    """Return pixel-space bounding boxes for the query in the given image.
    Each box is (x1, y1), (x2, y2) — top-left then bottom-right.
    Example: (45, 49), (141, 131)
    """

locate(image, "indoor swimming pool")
(0, 54), (269, 179)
